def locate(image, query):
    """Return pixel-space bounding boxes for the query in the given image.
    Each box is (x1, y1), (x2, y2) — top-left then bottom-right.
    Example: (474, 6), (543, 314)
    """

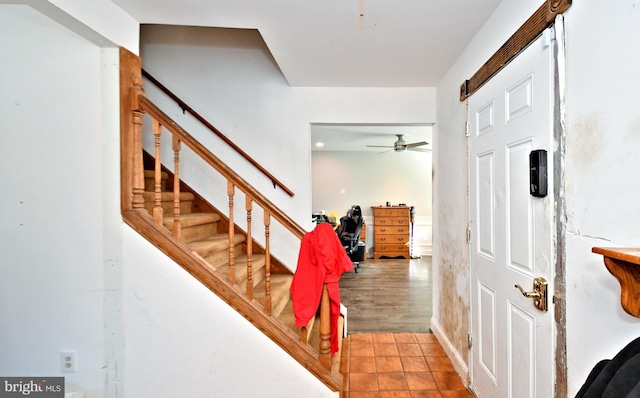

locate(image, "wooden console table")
(592, 247), (640, 317)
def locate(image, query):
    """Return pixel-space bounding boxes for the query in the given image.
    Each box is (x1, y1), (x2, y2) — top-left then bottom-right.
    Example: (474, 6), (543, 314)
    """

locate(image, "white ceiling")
(112, 0), (502, 150)
(311, 124), (433, 152)
(112, 0), (502, 87)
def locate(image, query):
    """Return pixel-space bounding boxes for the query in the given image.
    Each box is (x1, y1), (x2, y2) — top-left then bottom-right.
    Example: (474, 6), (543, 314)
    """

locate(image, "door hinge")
(465, 121), (470, 137)
(466, 226), (471, 244)
(468, 333), (473, 349)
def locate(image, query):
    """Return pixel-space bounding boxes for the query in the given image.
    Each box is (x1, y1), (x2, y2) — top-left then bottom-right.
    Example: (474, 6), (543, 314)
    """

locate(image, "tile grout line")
(345, 332), (473, 396)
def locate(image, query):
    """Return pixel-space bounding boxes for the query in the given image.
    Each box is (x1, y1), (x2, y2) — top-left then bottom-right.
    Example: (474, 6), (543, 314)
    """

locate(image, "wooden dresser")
(372, 206), (410, 259)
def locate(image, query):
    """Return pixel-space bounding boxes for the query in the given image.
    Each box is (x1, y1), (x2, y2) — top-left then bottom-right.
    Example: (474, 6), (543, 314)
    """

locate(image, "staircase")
(119, 48), (345, 394)
(142, 168), (296, 329)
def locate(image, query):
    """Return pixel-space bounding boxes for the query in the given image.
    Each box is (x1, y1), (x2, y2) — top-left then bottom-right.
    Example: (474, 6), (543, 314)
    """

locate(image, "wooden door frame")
(462, 1), (570, 396)
(459, 0), (571, 101)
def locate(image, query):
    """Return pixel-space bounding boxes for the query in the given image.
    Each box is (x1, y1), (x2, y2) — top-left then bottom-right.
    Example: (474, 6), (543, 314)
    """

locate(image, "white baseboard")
(430, 316), (469, 388)
(414, 244), (432, 257)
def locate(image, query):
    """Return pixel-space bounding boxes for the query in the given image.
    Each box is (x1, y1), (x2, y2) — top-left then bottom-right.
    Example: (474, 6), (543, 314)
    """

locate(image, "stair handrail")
(134, 96), (338, 369)
(141, 69), (295, 198)
(137, 95), (305, 239)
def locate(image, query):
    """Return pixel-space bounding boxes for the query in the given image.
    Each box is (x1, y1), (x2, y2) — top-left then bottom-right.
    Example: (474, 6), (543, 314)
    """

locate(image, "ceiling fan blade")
(366, 145), (394, 148)
(406, 141), (429, 148)
(408, 147), (432, 152)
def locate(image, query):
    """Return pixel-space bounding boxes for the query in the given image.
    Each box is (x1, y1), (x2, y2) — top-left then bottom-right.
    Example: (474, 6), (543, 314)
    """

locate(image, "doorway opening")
(310, 123), (434, 333)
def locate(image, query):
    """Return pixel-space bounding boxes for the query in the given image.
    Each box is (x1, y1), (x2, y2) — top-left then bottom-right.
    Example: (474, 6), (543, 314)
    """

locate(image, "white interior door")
(469, 31), (555, 398)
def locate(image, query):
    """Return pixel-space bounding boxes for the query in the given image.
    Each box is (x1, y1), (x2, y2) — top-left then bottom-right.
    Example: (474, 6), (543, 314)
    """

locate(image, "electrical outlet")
(61, 350), (77, 373)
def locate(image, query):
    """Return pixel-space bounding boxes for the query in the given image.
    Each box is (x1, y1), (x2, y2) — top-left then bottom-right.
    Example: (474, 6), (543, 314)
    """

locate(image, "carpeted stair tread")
(143, 170), (170, 192)
(216, 253), (266, 285)
(252, 274), (293, 318)
(279, 300), (316, 344)
(163, 212), (221, 228)
(143, 191), (195, 201)
(143, 170), (169, 179)
(186, 233), (245, 258)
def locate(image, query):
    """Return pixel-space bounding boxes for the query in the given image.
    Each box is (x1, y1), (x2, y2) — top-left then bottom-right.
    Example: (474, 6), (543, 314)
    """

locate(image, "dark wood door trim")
(459, 0), (571, 101)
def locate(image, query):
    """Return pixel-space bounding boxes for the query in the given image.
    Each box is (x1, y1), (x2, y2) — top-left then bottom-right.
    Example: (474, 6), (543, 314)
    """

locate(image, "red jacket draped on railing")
(290, 222), (354, 355)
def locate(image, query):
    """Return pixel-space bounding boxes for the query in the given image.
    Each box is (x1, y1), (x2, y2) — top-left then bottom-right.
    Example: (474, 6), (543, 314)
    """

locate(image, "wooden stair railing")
(141, 69), (295, 198)
(135, 95), (306, 310)
(119, 48), (341, 392)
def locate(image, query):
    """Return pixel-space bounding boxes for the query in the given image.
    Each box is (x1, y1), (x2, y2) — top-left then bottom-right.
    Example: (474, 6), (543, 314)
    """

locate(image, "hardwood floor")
(339, 257), (432, 334)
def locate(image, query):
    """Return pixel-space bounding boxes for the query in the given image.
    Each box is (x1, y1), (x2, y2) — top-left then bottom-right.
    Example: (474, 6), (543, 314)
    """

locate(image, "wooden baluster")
(264, 211), (272, 314)
(172, 135), (182, 239)
(131, 109), (146, 212)
(245, 196), (253, 300)
(152, 120), (163, 226)
(318, 284), (332, 370)
(300, 327), (308, 345)
(227, 181), (235, 285)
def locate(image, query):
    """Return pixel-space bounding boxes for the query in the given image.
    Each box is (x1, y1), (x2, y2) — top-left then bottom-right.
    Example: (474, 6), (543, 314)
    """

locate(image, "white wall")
(0, 5), (117, 396)
(140, 24), (436, 267)
(312, 150), (432, 256)
(563, 2), (640, 394)
(311, 151), (432, 217)
(122, 228), (336, 398)
(435, 0), (640, 395)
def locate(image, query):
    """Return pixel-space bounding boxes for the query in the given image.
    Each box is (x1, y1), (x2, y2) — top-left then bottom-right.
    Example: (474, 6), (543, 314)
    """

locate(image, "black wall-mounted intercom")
(529, 149), (547, 197)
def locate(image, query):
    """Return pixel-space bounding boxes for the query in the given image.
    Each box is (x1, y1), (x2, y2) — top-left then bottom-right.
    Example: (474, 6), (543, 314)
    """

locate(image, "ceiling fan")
(366, 134), (431, 153)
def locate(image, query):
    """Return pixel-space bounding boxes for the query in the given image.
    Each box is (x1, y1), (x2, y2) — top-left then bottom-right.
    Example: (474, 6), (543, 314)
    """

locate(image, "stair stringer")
(122, 210), (343, 392)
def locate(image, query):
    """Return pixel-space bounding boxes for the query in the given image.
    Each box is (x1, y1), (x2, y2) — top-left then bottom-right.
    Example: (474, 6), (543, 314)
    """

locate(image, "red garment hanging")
(290, 222), (354, 355)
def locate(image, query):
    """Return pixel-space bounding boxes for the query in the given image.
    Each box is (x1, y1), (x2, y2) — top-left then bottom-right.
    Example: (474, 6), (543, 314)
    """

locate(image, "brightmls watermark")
(0, 377), (64, 397)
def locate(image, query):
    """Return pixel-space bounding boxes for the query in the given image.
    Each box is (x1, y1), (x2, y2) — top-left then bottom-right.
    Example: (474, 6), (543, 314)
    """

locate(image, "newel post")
(227, 181), (236, 285)
(130, 72), (146, 213)
(119, 47), (145, 213)
(318, 284), (332, 370)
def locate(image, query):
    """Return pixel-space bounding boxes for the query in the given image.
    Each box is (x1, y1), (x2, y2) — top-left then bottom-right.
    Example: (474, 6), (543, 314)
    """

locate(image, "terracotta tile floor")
(342, 333), (475, 398)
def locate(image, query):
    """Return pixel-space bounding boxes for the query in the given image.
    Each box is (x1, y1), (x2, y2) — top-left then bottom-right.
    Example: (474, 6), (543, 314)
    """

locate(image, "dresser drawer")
(373, 208), (395, 217)
(374, 225), (410, 235)
(373, 207), (409, 217)
(374, 217), (409, 226)
(375, 234), (409, 245)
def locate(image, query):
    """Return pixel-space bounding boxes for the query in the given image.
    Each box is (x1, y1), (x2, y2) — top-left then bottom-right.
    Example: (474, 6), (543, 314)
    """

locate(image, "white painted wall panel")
(0, 5), (109, 396)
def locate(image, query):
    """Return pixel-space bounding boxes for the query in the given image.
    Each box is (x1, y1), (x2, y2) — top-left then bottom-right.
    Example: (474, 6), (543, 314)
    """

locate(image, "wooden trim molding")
(459, 0), (571, 101)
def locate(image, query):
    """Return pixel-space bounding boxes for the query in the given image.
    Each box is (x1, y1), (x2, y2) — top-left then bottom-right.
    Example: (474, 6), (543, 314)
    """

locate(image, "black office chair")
(337, 205), (363, 273)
